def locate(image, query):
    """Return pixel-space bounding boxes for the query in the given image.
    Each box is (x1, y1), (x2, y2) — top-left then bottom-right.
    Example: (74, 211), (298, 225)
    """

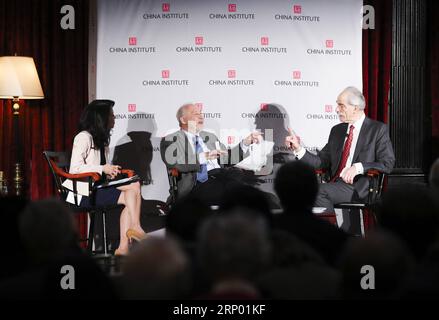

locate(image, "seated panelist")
(160, 103), (263, 201)
(64, 99), (145, 255)
(285, 87), (395, 218)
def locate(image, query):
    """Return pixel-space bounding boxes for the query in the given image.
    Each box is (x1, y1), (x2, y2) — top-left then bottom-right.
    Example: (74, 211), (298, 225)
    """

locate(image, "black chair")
(43, 151), (137, 255)
(165, 167), (180, 209)
(315, 168), (386, 236)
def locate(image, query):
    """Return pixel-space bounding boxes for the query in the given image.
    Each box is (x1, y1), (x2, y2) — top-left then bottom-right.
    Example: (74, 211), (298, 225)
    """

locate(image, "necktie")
(331, 125), (355, 182)
(195, 136), (208, 183)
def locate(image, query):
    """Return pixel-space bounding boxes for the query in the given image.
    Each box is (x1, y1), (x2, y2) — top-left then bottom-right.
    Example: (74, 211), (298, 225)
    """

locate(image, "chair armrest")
(365, 169), (385, 204)
(366, 169), (382, 177)
(50, 159), (101, 182)
(167, 168), (180, 204)
(315, 168), (383, 180)
(315, 168), (328, 183)
(121, 169), (135, 177)
(169, 168), (180, 178)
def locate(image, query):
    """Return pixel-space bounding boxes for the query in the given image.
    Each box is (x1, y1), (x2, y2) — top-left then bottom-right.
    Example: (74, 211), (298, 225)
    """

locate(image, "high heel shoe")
(126, 229), (147, 242)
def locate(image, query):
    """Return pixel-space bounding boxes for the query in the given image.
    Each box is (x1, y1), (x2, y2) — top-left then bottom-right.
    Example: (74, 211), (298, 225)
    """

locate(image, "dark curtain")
(362, 0), (393, 123)
(0, 0), (89, 236)
(0, 0), (89, 198)
(429, 0), (439, 161)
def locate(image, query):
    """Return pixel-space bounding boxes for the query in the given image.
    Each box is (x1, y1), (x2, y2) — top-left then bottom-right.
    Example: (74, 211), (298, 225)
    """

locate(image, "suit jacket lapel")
(352, 117), (370, 162)
(179, 130), (197, 164)
(200, 131), (216, 150)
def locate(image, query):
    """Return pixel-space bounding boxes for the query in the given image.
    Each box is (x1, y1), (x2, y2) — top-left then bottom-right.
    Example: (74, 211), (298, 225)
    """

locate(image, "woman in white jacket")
(69, 100), (145, 255)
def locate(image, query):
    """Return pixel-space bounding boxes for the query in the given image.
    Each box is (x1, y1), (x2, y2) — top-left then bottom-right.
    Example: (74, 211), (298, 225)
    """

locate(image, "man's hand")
(340, 166), (358, 184)
(285, 128), (301, 151)
(204, 150), (227, 160)
(243, 131), (263, 146)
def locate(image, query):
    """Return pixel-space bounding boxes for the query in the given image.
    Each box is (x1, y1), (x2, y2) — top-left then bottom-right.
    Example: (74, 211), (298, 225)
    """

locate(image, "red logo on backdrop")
(293, 5), (302, 14)
(260, 103), (269, 111)
(195, 36), (204, 45)
(228, 136), (235, 144)
(128, 104), (136, 112)
(128, 37), (137, 46)
(228, 70), (236, 78)
(162, 3), (170, 12)
(261, 37), (269, 46)
(194, 103), (203, 111)
(325, 105), (333, 113)
(326, 40), (334, 48)
(162, 70), (170, 78)
(293, 71), (301, 79)
(228, 4), (237, 12)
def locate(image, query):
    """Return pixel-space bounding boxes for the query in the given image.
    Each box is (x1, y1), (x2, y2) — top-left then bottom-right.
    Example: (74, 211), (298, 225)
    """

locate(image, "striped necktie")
(195, 136), (208, 183)
(331, 125), (355, 182)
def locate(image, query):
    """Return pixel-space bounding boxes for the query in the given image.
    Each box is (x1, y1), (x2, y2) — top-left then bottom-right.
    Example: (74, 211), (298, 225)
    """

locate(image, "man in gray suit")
(161, 103), (263, 201)
(285, 87), (395, 231)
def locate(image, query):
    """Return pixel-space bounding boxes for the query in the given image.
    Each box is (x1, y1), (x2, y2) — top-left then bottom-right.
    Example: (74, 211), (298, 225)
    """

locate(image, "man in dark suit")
(160, 103), (262, 202)
(285, 87), (395, 232)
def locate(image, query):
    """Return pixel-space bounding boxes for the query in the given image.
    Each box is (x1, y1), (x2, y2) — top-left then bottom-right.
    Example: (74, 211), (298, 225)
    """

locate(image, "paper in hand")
(234, 141), (274, 172)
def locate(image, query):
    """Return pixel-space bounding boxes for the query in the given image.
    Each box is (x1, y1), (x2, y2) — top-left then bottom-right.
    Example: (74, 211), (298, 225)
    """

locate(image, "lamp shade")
(0, 56), (44, 99)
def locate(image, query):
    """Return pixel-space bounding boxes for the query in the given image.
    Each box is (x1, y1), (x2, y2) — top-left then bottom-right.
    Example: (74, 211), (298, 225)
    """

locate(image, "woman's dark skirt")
(79, 187), (122, 208)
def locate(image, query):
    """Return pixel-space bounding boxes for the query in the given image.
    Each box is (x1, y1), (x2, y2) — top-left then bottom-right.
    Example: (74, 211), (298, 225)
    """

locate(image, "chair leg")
(368, 208), (378, 228)
(102, 211), (108, 255)
(360, 209), (365, 237)
(88, 211), (95, 253)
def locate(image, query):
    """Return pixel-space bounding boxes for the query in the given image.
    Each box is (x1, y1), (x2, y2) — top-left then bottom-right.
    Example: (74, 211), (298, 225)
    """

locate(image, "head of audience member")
(398, 240), (439, 298)
(197, 210), (271, 297)
(78, 99), (115, 150)
(176, 103), (204, 134)
(258, 229), (341, 300)
(1, 196), (29, 279)
(19, 198), (78, 265)
(166, 195), (213, 244)
(378, 184), (439, 260)
(429, 158), (439, 195)
(269, 229), (326, 268)
(336, 86), (366, 124)
(220, 184), (274, 228)
(122, 236), (191, 299)
(274, 161), (318, 212)
(338, 230), (414, 299)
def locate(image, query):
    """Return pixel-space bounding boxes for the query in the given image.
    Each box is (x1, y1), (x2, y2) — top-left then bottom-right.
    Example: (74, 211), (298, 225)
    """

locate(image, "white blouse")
(63, 131), (109, 203)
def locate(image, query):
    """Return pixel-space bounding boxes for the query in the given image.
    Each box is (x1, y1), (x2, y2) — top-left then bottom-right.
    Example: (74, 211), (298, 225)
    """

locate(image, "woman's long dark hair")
(78, 99), (115, 150)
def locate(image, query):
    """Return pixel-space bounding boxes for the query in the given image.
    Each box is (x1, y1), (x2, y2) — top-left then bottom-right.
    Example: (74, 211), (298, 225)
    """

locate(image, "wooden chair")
(315, 168), (386, 236)
(43, 151), (138, 255)
(166, 167), (180, 209)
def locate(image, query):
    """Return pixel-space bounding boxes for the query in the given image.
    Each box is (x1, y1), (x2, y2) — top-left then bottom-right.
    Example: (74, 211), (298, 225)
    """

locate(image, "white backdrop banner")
(95, 0), (363, 202)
